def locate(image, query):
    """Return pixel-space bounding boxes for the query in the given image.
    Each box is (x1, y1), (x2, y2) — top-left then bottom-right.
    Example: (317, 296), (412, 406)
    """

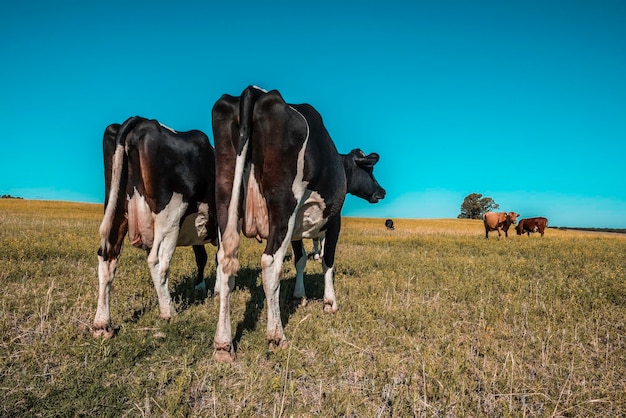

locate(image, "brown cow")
(516, 217), (548, 237)
(482, 211), (519, 239)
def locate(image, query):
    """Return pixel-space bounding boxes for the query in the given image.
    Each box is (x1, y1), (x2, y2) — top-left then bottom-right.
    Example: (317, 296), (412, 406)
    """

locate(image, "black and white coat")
(94, 116), (218, 337)
(211, 86), (385, 361)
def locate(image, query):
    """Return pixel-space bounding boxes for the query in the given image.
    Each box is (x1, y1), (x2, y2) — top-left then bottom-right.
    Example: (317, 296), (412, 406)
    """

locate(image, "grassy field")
(1, 199), (625, 416)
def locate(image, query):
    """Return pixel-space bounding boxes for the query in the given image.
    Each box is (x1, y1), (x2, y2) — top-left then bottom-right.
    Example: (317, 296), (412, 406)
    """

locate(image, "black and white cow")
(211, 86), (386, 361)
(93, 116), (218, 338)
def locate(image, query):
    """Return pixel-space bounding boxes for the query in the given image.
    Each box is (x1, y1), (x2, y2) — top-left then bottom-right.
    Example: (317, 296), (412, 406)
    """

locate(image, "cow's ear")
(355, 152), (380, 167)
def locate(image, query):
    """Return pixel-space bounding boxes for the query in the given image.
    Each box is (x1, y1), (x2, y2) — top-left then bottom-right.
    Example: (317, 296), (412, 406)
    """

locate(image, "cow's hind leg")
(321, 217), (340, 313)
(262, 204), (298, 349)
(312, 238), (322, 262)
(147, 232), (179, 320)
(94, 254), (119, 338)
(292, 240), (308, 307)
(214, 249), (236, 362)
(148, 205), (187, 321)
(93, 219), (127, 338)
(262, 250), (289, 350)
(192, 245), (208, 292)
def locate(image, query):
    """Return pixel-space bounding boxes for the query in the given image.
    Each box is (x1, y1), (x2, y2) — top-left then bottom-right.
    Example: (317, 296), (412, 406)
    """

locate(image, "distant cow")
(93, 117), (218, 338)
(482, 211), (519, 239)
(516, 217), (548, 237)
(385, 219), (395, 230)
(211, 86), (386, 361)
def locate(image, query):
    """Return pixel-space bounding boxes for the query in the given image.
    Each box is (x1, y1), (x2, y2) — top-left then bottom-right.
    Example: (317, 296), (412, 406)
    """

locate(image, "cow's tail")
(237, 85), (265, 154)
(219, 86), (266, 276)
(98, 116), (142, 255)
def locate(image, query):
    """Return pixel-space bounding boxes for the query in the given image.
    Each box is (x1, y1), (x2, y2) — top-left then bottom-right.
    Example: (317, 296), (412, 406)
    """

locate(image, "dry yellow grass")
(1, 200), (625, 416)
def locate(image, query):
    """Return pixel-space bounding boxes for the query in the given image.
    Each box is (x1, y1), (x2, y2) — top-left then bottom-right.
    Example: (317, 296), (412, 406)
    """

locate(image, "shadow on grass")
(232, 267), (263, 350)
(171, 271), (214, 312)
(230, 266), (326, 351)
(166, 261), (327, 350)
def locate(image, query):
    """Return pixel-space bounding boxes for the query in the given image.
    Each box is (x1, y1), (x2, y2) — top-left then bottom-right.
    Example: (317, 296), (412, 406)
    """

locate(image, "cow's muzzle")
(369, 189), (386, 203)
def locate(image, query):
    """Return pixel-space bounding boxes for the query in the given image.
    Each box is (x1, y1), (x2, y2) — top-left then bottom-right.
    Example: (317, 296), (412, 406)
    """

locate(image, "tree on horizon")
(458, 193), (499, 219)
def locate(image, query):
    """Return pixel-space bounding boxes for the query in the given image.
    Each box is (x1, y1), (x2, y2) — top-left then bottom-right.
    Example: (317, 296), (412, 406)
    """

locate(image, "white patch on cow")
(213, 261), (236, 359)
(93, 254), (118, 334)
(147, 192), (188, 320)
(99, 143), (125, 252)
(286, 108), (329, 241)
(289, 105), (310, 201)
(323, 264), (338, 312)
(152, 192), (188, 240)
(261, 251), (287, 344)
(252, 85), (268, 93)
(292, 191), (327, 240)
(195, 202), (209, 238)
(158, 122), (177, 133)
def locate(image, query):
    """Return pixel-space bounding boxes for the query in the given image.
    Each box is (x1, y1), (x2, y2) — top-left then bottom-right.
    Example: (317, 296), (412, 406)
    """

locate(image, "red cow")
(516, 217), (548, 237)
(482, 212), (519, 239)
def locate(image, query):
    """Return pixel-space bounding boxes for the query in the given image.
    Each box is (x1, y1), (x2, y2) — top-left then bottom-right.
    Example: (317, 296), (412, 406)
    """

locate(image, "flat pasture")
(1, 200), (625, 416)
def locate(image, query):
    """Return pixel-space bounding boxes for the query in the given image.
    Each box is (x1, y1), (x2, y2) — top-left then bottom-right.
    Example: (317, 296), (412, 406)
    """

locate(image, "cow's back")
(483, 212), (504, 229)
(295, 103), (346, 219)
(124, 119), (217, 248)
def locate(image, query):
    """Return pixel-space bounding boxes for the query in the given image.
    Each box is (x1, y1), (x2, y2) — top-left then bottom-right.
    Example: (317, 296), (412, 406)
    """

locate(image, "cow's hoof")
(159, 307), (176, 321)
(214, 344), (236, 363)
(323, 301), (338, 313)
(292, 297), (308, 308)
(92, 325), (116, 339)
(194, 280), (207, 295)
(159, 313), (173, 322)
(269, 339), (289, 350)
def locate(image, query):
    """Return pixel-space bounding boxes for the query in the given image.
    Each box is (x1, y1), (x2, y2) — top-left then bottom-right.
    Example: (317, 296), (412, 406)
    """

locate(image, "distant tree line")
(1, 195), (23, 199)
(458, 193), (499, 219)
(551, 226), (626, 234)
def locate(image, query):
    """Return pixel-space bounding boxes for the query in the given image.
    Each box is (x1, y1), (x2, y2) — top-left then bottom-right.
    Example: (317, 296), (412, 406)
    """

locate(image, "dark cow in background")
(212, 86), (386, 361)
(482, 211), (519, 239)
(94, 116), (218, 338)
(385, 219), (395, 230)
(516, 217), (548, 237)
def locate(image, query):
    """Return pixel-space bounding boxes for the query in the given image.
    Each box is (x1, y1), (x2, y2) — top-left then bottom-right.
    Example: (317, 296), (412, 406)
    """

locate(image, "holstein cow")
(516, 217), (548, 237)
(94, 116), (218, 338)
(482, 211), (519, 239)
(212, 86), (386, 361)
(385, 219), (395, 230)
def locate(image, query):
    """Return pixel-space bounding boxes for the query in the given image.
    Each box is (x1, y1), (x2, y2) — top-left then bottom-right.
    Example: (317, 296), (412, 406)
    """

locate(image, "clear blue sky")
(1, 1), (625, 228)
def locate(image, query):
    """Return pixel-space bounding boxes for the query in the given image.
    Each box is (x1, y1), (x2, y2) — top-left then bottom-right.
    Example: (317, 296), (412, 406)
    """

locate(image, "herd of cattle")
(482, 212), (548, 239)
(92, 85), (547, 362)
(93, 86), (385, 361)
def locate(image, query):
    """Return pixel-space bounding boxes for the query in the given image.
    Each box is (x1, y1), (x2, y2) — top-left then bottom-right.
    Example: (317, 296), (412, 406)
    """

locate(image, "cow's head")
(343, 149), (386, 203)
(507, 212), (519, 224)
